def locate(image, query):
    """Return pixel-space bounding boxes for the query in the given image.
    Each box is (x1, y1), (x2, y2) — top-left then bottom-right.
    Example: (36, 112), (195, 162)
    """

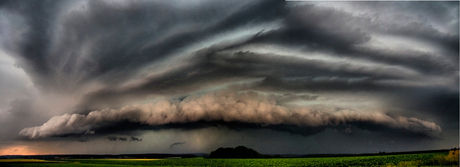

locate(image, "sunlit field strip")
(0, 159), (63, 163)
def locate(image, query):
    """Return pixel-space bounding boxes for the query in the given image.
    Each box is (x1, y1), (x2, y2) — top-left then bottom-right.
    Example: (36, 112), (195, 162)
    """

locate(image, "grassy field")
(1, 151), (458, 167)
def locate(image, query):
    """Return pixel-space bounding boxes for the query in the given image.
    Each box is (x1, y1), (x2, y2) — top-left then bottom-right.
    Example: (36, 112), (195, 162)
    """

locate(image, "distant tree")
(209, 146), (267, 158)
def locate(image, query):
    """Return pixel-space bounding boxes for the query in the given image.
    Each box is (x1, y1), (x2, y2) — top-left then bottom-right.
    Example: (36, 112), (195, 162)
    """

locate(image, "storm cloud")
(20, 91), (441, 139)
(105, 136), (141, 142)
(0, 0), (457, 154)
(169, 142), (186, 149)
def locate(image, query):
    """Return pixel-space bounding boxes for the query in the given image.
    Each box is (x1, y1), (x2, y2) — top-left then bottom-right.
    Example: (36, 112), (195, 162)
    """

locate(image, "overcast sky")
(0, 0), (458, 155)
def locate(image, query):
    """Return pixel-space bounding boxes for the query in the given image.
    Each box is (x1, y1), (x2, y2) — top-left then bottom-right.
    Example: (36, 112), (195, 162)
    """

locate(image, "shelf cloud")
(20, 91), (441, 139)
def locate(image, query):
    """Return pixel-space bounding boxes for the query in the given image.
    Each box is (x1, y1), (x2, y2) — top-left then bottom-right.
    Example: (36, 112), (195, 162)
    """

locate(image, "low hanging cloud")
(105, 136), (142, 142)
(169, 142), (186, 149)
(20, 91), (441, 139)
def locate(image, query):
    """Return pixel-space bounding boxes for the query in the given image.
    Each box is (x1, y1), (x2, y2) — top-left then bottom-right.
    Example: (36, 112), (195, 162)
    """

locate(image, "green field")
(1, 152), (458, 167)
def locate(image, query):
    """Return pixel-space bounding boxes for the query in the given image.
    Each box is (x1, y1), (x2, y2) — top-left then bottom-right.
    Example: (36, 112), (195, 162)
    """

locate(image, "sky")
(0, 0), (458, 155)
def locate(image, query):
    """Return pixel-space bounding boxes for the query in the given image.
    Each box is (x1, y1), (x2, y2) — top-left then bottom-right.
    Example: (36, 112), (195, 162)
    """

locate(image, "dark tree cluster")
(209, 146), (268, 158)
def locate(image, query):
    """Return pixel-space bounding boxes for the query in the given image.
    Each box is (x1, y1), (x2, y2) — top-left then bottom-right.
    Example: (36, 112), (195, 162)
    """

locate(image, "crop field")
(1, 151), (458, 167)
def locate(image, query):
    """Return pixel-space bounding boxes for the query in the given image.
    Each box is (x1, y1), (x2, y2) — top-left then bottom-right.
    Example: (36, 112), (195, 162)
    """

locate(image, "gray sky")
(0, 0), (458, 155)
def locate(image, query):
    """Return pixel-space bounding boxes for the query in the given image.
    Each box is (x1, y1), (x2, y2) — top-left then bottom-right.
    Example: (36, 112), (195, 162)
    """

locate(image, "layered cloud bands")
(20, 91), (441, 139)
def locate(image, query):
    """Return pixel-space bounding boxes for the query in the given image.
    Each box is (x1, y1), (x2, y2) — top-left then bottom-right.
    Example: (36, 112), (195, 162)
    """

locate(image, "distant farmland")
(1, 150), (458, 167)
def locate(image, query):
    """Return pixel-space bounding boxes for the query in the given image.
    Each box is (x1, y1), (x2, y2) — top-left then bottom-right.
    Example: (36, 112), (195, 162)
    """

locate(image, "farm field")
(1, 151), (458, 167)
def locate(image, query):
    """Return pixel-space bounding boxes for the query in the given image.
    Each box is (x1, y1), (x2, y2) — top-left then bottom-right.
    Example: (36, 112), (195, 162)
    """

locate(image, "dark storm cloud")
(0, 98), (48, 141)
(344, 47), (457, 75)
(19, 91), (441, 139)
(130, 136), (142, 141)
(106, 136), (117, 141)
(145, 121), (432, 139)
(250, 4), (372, 50)
(105, 136), (141, 142)
(73, 47), (427, 112)
(246, 4), (458, 74)
(386, 23), (459, 53)
(0, 0), (285, 91)
(0, 0), (456, 148)
(384, 89), (460, 130)
(349, 1), (459, 52)
(0, 0), (65, 88)
(67, 2), (457, 113)
(3, 0), (456, 93)
(243, 3), (459, 74)
(1, 0), (456, 88)
(72, 46), (441, 112)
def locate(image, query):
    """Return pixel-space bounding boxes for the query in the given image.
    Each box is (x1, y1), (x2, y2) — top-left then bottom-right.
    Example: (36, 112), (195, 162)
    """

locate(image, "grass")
(96, 159), (163, 161)
(1, 151), (458, 167)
